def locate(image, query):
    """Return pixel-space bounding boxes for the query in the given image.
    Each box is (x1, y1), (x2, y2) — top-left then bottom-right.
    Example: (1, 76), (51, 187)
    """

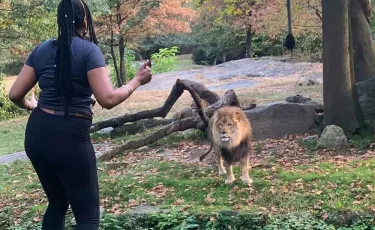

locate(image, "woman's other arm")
(8, 65), (38, 111)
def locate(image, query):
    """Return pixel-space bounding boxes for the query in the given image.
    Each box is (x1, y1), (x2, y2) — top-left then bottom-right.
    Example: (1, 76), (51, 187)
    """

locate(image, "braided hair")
(55, 0), (97, 118)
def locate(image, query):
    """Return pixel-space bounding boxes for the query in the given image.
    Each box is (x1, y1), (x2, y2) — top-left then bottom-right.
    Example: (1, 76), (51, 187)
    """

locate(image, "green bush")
(97, 211), (375, 230)
(2, 59), (24, 76)
(3, 210), (375, 230)
(191, 22), (246, 66)
(0, 74), (28, 121)
(136, 34), (197, 60)
(251, 34), (284, 57)
(151, 46), (180, 74)
(107, 48), (141, 86)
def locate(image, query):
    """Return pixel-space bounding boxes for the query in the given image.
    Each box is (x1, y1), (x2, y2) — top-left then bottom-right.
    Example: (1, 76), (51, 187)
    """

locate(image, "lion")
(199, 106), (253, 185)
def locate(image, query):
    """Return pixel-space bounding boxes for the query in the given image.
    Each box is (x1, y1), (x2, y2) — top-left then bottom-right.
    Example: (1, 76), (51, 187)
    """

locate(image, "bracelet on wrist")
(123, 84), (134, 95)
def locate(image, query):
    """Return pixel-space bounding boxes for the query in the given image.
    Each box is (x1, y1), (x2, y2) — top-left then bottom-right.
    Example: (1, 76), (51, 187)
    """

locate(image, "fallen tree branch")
(98, 116), (205, 162)
(110, 118), (174, 137)
(97, 89), (246, 161)
(90, 79), (220, 133)
(204, 89), (241, 119)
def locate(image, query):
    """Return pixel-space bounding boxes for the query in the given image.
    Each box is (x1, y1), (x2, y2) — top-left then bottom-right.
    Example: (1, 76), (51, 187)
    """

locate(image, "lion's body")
(200, 106), (253, 185)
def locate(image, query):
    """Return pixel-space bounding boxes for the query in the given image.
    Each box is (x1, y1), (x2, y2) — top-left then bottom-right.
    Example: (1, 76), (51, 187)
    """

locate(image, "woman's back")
(26, 37), (105, 116)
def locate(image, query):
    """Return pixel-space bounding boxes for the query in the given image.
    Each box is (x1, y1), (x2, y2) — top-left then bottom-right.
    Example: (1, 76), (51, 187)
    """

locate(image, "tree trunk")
(109, 16), (120, 87)
(322, 0), (359, 133)
(350, 0), (375, 134)
(350, 0), (375, 82)
(114, 1), (125, 86)
(119, 35), (126, 85)
(246, 26), (252, 58)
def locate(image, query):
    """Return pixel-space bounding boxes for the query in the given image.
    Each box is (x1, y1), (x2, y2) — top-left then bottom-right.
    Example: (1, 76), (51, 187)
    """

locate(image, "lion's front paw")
(218, 169), (227, 176)
(241, 176), (253, 185)
(225, 177), (235, 184)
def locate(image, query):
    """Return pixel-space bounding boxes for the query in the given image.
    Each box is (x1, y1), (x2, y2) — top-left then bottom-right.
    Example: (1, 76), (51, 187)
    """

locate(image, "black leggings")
(25, 107), (99, 230)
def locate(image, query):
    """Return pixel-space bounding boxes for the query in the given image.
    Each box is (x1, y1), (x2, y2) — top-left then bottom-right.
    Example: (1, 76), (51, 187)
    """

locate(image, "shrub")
(4, 210), (375, 229)
(2, 59), (24, 76)
(107, 48), (141, 86)
(136, 34), (197, 60)
(151, 46), (180, 74)
(191, 22), (246, 66)
(0, 74), (28, 121)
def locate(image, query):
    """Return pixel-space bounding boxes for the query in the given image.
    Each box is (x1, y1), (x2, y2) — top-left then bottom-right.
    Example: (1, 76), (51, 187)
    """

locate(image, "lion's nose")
(221, 131), (226, 135)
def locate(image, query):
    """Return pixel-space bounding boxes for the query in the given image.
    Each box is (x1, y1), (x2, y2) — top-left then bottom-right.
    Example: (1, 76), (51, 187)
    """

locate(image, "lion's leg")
(214, 145), (226, 175)
(240, 156), (253, 185)
(216, 155), (226, 176)
(224, 162), (235, 184)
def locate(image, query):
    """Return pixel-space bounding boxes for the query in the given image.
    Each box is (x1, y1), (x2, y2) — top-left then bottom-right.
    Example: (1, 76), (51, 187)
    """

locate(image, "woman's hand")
(134, 60), (152, 85)
(28, 92), (38, 110)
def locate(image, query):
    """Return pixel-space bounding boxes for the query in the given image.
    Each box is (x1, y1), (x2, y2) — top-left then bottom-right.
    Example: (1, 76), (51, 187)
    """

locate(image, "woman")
(8, 0), (152, 229)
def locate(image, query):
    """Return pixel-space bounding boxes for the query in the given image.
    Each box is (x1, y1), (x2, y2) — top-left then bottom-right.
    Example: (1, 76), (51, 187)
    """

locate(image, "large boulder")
(244, 101), (323, 141)
(317, 125), (348, 149)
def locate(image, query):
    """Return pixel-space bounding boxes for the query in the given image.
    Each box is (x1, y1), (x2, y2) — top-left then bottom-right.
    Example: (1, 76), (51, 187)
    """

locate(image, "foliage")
(348, 134), (373, 150)
(191, 22), (246, 65)
(136, 34), (197, 59)
(151, 46), (180, 74)
(0, 0), (56, 71)
(95, 0), (196, 85)
(0, 74), (28, 121)
(107, 49), (141, 86)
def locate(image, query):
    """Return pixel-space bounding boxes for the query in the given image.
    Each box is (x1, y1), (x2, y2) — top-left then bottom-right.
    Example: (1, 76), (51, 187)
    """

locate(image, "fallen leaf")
(33, 216), (42, 222)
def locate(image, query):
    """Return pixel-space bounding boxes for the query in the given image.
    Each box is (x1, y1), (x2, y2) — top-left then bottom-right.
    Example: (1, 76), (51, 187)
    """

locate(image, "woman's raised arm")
(87, 60), (152, 110)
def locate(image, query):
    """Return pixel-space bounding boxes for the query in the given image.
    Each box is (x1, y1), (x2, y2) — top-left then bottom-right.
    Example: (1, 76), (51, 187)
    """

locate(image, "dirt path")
(0, 144), (113, 165)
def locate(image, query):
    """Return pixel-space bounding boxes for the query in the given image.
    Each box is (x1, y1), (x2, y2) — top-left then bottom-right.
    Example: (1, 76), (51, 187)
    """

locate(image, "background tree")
(322, 0), (375, 135)
(96, 0), (196, 87)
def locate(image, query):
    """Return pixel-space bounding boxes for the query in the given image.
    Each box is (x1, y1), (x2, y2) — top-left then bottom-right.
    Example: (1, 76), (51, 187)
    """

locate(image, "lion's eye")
(227, 123), (232, 127)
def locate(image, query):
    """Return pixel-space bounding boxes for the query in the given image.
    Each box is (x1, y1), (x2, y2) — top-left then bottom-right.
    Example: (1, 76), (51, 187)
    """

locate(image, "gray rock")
(71, 206), (104, 226)
(303, 135), (319, 142)
(244, 101), (323, 140)
(129, 205), (162, 214)
(317, 125), (348, 149)
(285, 95), (312, 104)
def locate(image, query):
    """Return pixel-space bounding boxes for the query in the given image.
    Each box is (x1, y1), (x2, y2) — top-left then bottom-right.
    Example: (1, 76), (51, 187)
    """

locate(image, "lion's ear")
(233, 112), (241, 122)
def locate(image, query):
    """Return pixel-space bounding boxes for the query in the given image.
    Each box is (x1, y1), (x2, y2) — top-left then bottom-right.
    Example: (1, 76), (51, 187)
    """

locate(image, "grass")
(2, 147), (375, 228)
(172, 54), (203, 71)
(0, 117), (28, 156)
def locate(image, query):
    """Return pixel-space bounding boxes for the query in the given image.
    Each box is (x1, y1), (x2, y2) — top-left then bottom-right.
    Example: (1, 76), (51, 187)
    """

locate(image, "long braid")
(81, 1), (98, 45)
(80, 0), (98, 45)
(55, 0), (97, 119)
(55, 0), (74, 119)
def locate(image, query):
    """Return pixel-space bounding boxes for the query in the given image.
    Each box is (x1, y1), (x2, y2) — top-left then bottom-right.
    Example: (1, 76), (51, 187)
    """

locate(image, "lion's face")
(213, 115), (239, 144)
(210, 106), (252, 149)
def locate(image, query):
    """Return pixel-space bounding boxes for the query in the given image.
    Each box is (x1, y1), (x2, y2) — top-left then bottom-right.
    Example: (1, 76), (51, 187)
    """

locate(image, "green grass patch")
(2, 157), (375, 229)
(0, 120), (27, 156)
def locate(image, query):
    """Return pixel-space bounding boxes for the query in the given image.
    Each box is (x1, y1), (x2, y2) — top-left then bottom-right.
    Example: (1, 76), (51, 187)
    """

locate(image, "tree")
(322, 0), (359, 133)
(322, 0), (375, 134)
(0, 0), (56, 70)
(96, 0), (197, 87)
